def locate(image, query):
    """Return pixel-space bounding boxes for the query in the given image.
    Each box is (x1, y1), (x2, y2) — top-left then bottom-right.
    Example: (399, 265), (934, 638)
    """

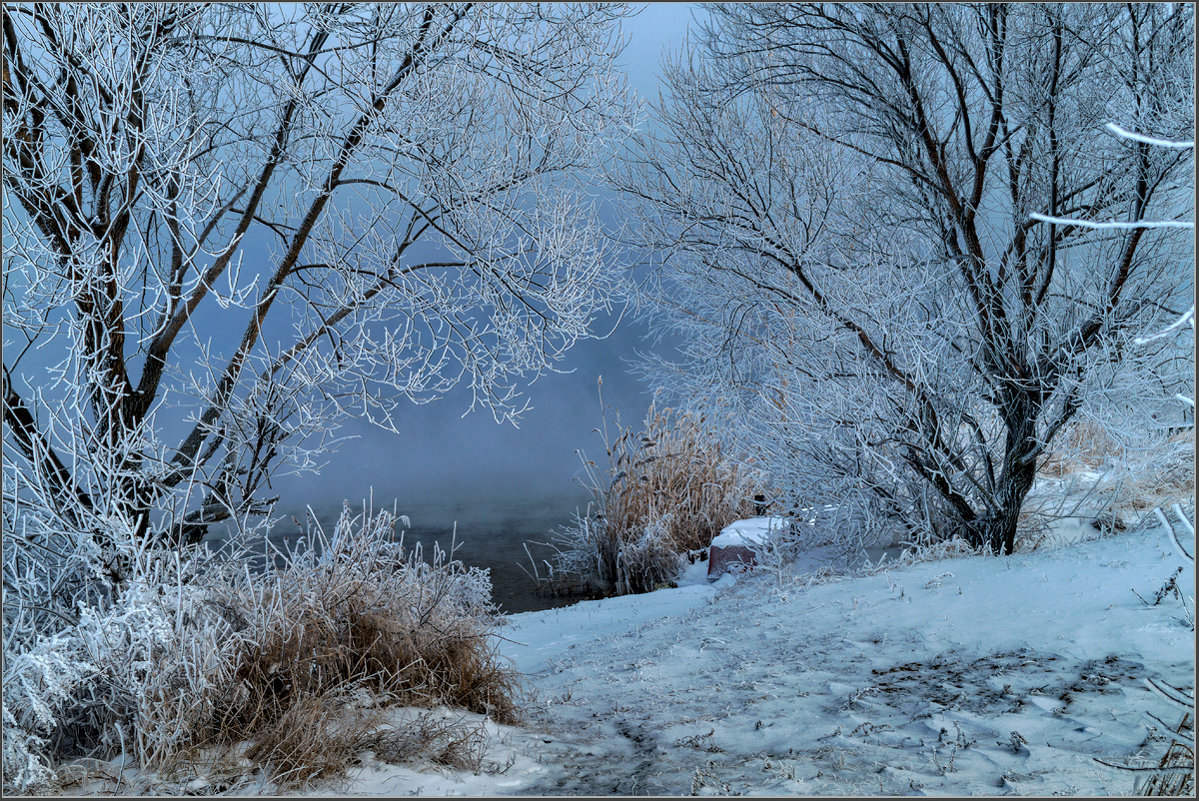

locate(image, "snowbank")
(77, 518), (1194, 795)
(487, 520), (1194, 796)
(321, 517), (1197, 795)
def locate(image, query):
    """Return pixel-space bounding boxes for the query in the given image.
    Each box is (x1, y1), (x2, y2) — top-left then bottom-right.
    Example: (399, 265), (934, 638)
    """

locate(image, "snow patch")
(708, 516), (791, 549)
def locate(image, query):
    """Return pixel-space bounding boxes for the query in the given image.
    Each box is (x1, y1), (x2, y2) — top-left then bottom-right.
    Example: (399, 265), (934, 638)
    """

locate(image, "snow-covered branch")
(1105, 122), (1195, 149)
(2, 3), (636, 561)
(1030, 213), (1193, 231)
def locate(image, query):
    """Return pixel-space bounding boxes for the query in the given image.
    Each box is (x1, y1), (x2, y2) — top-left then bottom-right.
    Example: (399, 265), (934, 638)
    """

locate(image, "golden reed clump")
(532, 387), (762, 597)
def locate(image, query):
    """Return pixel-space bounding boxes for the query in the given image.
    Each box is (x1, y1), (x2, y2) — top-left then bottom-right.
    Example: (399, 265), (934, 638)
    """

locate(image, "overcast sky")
(272, 4), (704, 514)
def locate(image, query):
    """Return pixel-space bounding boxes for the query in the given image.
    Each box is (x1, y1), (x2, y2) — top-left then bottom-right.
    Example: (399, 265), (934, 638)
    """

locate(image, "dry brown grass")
(5, 507), (521, 794)
(1038, 420), (1193, 492)
(368, 709), (491, 771)
(190, 511), (520, 787)
(1038, 420), (1129, 478)
(110, 508), (520, 791)
(1022, 422), (1194, 552)
(242, 689), (385, 786)
(598, 404), (758, 556)
(239, 697), (495, 788)
(1140, 712), (1195, 796)
(1123, 428), (1196, 513)
(533, 390), (760, 596)
(222, 570), (515, 730)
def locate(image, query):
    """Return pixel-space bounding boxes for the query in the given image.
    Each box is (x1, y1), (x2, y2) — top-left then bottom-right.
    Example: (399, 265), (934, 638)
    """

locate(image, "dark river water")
(214, 491), (595, 614)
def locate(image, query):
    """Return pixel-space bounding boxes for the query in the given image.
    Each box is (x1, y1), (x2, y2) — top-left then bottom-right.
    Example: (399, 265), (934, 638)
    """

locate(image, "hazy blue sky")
(272, 4), (704, 514)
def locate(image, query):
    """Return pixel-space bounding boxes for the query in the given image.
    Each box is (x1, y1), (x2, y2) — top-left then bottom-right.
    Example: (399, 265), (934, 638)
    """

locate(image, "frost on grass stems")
(2, 630), (100, 793)
(194, 502), (520, 789)
(3, 501), (522, 794)
(525, 379), (761, 597)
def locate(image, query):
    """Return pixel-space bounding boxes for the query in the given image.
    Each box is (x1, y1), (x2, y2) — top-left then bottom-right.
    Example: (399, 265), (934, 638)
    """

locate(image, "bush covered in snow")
(529, 394), (760, 596)
(2, 505), (519, 793)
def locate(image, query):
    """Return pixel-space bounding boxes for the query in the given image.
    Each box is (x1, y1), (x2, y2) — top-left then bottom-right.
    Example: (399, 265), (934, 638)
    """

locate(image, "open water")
(214, 491), (594, 614)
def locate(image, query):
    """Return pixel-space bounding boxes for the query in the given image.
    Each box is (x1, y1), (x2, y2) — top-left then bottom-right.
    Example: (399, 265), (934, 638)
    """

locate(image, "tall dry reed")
(530, 384), (760, 596)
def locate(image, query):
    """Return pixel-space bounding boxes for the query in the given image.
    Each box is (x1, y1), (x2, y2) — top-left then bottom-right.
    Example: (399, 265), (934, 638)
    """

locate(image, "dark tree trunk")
(990, 456), (1038, 555)
(987, 393), (1042, 555)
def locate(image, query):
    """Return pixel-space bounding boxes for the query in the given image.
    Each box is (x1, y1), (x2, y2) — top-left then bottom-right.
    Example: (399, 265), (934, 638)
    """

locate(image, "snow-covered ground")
(321, 514), (1194, 797)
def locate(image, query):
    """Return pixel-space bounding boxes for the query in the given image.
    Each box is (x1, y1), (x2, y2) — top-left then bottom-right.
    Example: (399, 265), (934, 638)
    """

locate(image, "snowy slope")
(323, 517), (1194, 796)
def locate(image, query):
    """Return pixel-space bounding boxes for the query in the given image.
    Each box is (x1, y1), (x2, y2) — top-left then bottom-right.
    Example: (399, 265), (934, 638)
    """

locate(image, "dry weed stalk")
(529, 382), (760, 596)
(1141, 711), (1195, 797)
(190, 506), (520, 787)
(1038, 420), (1129, 477)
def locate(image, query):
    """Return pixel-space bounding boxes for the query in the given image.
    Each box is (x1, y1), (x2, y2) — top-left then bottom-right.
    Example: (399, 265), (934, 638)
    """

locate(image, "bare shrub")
(529, 385), (760, 596)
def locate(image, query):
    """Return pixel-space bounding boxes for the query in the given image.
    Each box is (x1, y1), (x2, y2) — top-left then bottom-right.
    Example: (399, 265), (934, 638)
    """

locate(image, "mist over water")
(204, 6), (704, 617)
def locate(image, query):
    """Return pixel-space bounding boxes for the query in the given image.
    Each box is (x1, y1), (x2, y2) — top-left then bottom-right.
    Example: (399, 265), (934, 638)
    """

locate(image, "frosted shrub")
(72, 567), (237, 771)
(2, 537), (244, 793)
(3, 505), (123, 662)
(613, 514), (684, 596)
(200, 504), (519, 786)
(2, 503), (519, 793)
(535, 511), (685, 598)
(2, 632), (99, 793)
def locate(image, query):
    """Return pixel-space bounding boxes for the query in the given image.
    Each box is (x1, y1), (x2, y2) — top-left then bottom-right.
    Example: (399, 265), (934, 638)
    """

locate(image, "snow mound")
(709, 516), (791, 549)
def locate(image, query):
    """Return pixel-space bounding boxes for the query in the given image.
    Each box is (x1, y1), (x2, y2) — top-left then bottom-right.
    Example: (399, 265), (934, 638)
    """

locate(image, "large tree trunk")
(988, 394), (1042, 555)
(990, 457), (1038, 555)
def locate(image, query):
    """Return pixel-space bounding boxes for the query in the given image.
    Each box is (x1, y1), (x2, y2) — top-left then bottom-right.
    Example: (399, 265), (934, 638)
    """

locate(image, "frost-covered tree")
(3, 3), (634, 631)
(619, 2), (1194, 554)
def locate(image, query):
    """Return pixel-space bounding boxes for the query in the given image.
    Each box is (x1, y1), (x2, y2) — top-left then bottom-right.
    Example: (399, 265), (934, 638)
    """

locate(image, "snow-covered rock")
(707, 516), (791, 579)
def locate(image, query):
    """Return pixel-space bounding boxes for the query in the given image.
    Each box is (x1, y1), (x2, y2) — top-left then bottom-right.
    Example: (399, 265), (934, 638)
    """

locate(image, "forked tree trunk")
(988, 396), (1042, 555)
(990, 456), (1039, 556)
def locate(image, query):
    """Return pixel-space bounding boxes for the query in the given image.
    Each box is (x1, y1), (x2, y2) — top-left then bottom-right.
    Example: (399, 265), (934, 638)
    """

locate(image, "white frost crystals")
(3, 3), (636, 792)
(618, 3), (1194, 557)
(2, 632), (99, 793)
(3, 2), (636, 554)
